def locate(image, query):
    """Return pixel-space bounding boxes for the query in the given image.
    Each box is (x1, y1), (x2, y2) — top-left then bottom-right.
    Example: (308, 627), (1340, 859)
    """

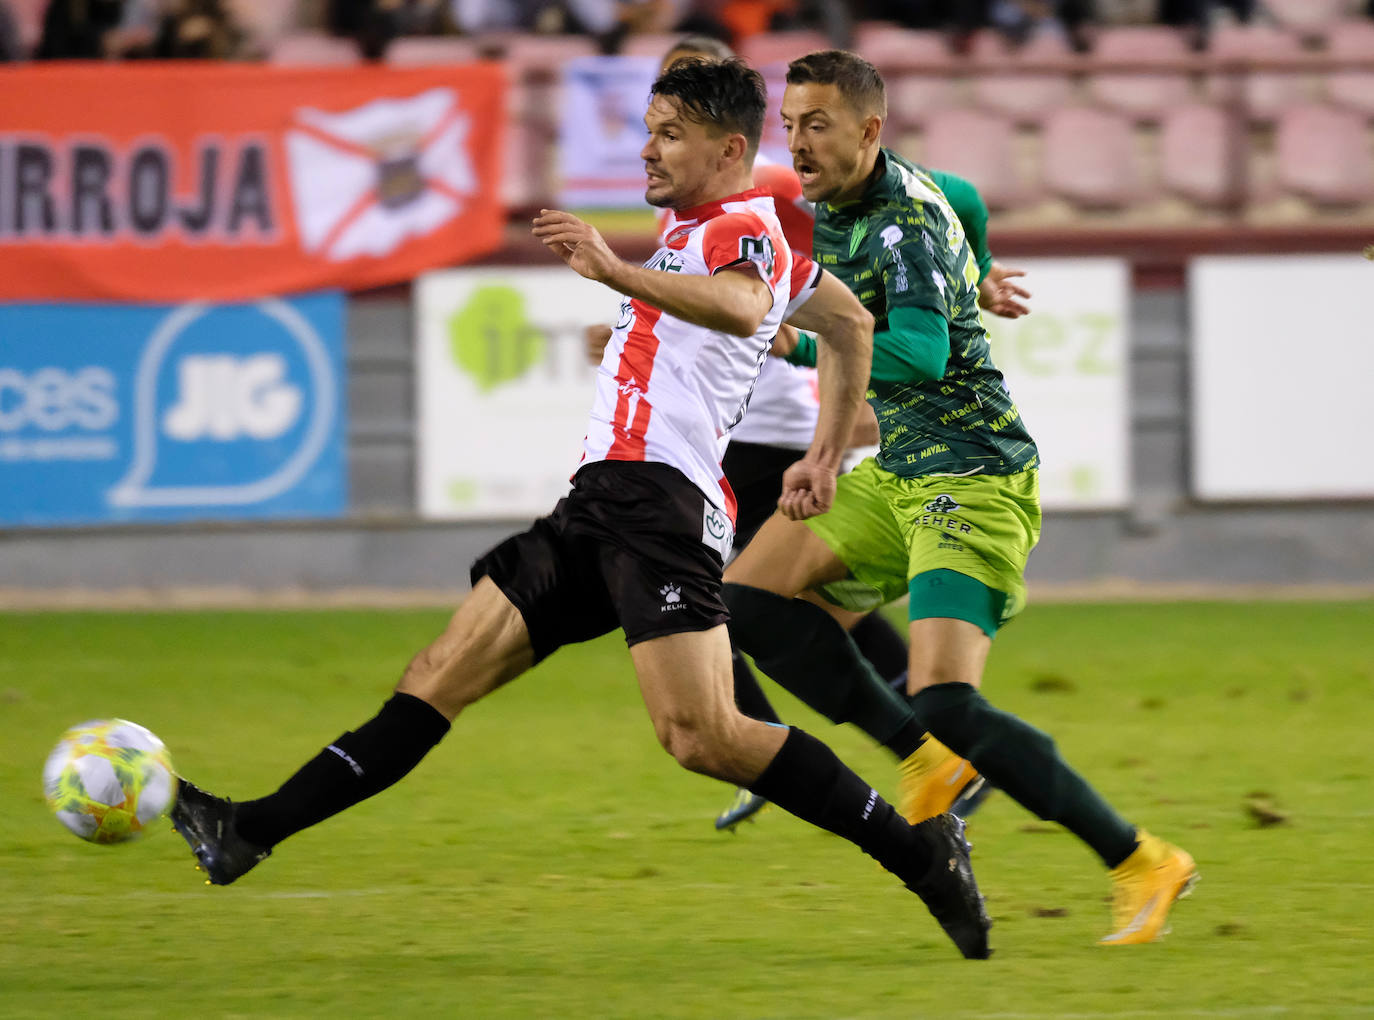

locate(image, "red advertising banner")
(0, 62), (506, 300)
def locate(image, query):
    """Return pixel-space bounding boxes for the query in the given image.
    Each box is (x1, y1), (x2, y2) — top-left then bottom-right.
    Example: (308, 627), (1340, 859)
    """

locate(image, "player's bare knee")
(656, 717), (733, 779)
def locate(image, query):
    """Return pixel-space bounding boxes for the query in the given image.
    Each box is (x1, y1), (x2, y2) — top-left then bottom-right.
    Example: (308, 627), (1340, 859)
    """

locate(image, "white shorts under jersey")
(581, 188), (794, 525)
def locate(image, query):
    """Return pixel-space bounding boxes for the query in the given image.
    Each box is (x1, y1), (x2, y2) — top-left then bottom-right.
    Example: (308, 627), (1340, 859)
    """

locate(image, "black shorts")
(471, 461), (731, 662)
(722, 440), (806, 549)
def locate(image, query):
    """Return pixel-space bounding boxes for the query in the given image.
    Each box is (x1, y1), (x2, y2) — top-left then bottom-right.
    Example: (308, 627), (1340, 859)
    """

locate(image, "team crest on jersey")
(925, 494), (960, 514)
(738, 234), (776, 276)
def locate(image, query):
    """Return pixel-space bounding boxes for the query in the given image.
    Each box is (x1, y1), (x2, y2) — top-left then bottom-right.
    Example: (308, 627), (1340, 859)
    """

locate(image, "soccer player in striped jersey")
(168, 57), (994, 960)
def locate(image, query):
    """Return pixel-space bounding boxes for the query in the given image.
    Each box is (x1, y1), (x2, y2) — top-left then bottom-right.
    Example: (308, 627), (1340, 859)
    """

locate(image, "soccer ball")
(43, 719), (178, 844)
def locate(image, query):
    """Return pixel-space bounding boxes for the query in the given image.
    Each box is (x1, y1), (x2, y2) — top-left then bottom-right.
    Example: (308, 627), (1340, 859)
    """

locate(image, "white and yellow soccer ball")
(43, 720), (178, 844)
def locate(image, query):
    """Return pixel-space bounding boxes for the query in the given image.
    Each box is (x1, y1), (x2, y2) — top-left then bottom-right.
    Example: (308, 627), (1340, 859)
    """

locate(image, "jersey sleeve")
(700, 212), (782, 289)
(784, 251), (822, 318)
(928, 169), (992, 282)
(871, 213), (948, 321)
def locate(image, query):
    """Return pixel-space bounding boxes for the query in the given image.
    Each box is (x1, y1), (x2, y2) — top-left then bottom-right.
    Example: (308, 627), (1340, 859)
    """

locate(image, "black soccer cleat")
(169, 778), (271, 886)
(906, 812), (993, 959)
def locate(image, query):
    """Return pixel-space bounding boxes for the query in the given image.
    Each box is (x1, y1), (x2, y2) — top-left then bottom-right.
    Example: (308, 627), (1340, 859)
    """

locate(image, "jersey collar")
(669, 186), (770, 227)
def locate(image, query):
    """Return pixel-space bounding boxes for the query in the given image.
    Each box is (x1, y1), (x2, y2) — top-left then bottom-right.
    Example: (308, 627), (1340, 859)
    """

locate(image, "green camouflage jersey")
(813, 149), (1038, 478)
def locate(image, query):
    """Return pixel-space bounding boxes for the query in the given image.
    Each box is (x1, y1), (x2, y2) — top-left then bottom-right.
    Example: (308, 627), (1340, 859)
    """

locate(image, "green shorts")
(806, 458), (1042, 631)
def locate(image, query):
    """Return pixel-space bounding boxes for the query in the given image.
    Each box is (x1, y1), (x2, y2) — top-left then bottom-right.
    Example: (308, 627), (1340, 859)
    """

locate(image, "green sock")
(723, 583), (925, 759)
(912, 681), (1138, 868)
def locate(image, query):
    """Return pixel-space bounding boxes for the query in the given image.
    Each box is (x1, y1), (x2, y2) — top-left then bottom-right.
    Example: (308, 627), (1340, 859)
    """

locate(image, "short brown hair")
(785, 49), (887, 120)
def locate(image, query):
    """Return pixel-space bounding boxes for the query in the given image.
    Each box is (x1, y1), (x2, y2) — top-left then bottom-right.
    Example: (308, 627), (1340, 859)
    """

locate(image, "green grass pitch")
(2, 601), (1372, 1018)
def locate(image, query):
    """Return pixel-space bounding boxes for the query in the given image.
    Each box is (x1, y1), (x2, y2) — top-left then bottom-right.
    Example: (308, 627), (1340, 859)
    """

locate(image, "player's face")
(780, 81), (873, 205)
(641, 93), (724, 210)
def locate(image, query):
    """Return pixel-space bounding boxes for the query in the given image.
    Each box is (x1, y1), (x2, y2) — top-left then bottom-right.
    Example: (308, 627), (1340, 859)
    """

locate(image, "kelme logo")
(924, 494), (960, 514)
(448, 285), (547, 393)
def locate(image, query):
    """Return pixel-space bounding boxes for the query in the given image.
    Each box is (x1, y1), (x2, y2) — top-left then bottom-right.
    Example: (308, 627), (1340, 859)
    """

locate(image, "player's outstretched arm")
(533, 209), (771, 337)
(778, 269), (874, 520)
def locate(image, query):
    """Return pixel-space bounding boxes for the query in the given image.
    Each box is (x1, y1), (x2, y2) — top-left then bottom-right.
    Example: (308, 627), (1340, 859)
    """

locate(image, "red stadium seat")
(1088, 26), (1195, 120)
(1325, 21), (1374, 116)
(852, 22), (951, 66)
(619, 33), (693, 60)
(1204, 25), (1310, 120)
(970, 31), (1077, 125)
(1041, 106), (1142, 208)
(269, 33), (362, 66)
(8, 0), (46, 54)
(738, 30), (831, 68)
(385, 37), (483, 66)
(918, 108), (1024, 211)
(1274, 102), (1374, 205)
(1159, 103), (1241, 206)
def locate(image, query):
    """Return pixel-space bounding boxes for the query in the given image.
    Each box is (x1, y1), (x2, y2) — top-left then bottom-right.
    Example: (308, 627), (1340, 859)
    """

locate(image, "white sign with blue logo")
(0, 293), (347, 527)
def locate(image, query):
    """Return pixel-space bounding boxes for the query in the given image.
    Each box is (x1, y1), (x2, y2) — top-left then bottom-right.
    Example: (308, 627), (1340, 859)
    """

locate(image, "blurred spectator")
(1158, 0), (1255, 48)
(329, 0), (445, 59)
(0, 0), (22, 58)
(863, 0), (1091, 50)
(37, 0), (158, 57)
(989, 0), (1094, 49)
(450, 0), (679, 41)
(150, 0), (254, 57)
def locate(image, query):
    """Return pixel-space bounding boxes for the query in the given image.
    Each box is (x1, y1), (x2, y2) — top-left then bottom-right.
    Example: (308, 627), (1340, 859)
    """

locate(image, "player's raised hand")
(533, 210), (621, 285)
(978, 261), (1031, 319)
(777, 456), (837, 521)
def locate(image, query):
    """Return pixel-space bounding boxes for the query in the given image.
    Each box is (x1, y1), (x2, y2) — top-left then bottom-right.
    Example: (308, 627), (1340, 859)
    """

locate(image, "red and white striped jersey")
(581, 188), (796, 524)
(656, 157), (821, 451)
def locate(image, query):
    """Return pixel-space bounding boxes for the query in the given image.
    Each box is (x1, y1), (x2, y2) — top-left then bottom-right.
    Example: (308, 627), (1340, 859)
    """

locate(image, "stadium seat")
(1274, 102), (1374, 205)
(491, 32), (598, 65)
(851, 25), (958, 130)
(619, 32), (692, 59)
(1041, 106), (1142, 208)
(1204, 25), (1310, 120)
(385, 37), (483, 66)
(852, 22), (951, 66)
(918, 108), (1024, 211)
(1159, 103), (1241, 207)
(1325, 21), (1374, 116)
(738, 30), (831, 68)
(1088, 26), (1195, 120)
(887, 73), (962, 131)
(269, 32), (362, 66)
(9, 0), (46, 54)
(970, 30), (1077, 125)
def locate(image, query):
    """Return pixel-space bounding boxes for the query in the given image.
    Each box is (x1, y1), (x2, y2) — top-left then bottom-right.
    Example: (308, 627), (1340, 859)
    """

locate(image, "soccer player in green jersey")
(722, 49), (1198, 947)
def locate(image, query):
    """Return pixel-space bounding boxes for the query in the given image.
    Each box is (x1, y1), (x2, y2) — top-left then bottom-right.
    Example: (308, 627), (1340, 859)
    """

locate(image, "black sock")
(912, 682), (1138, 867)
(730, 645), (784, 724)
(749, 727), (930, 885)
(724, 583), (925, 759)
(235, 692), (451, 849)
(850, 611), (909, 683)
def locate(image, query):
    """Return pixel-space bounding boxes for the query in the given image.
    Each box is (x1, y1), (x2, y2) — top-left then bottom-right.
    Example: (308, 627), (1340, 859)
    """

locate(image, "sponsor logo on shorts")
(659, 583), (685, 612)
(701, 505), (733, 559)
(918, 494), (973, 536)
